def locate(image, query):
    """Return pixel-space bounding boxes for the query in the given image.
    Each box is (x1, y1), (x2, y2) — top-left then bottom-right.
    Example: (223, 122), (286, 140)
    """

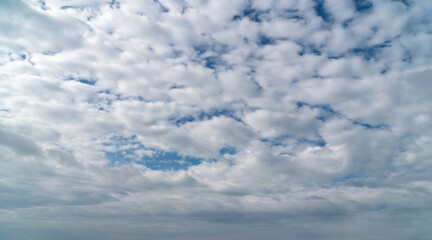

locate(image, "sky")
(1, 0), (432, 239)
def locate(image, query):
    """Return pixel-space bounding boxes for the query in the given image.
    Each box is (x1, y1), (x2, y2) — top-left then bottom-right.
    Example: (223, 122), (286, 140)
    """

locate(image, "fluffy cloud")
(1, 0), (432, 239)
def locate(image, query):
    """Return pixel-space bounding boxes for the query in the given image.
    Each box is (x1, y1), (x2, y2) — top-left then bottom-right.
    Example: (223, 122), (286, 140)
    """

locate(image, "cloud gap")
(65, 76), (97, 86)
(351, 40), (392, 61)
(171, 108), (243, 126)
(353, 0), (374, 13)
(297, 101), (390, 130)
(314, 0), (333, 23)
(103, 135), (208, 170)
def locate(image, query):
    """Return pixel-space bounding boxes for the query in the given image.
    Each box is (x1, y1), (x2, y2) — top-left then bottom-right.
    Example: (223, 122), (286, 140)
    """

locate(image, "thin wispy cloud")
(1, 0), (432, 239)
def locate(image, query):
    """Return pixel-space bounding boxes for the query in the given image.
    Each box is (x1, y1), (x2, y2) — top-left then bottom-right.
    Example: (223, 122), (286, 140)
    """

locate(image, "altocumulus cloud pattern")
(1, 0), (432, 239)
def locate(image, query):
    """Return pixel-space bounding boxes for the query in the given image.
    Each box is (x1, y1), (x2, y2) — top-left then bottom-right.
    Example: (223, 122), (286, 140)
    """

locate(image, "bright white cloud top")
(1, 0), (432, 239)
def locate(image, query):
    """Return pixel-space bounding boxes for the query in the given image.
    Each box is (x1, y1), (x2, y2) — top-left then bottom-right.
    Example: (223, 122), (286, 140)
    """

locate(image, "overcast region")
(1, 0), (432, 239)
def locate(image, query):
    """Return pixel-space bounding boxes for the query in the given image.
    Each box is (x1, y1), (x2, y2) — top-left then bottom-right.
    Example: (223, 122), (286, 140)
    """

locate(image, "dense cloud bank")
(1, 0), (432, 239)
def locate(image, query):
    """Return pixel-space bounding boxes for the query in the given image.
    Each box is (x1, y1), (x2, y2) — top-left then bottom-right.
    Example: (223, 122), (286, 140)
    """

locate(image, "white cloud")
(1, 0), (432, 239)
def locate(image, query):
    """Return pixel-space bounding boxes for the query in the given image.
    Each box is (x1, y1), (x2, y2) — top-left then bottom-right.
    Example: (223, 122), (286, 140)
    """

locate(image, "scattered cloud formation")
(1, 0), (432, 239)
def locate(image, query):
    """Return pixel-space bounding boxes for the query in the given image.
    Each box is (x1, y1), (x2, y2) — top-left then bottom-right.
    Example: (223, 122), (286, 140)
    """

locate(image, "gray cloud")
(0, 128), (42, 156)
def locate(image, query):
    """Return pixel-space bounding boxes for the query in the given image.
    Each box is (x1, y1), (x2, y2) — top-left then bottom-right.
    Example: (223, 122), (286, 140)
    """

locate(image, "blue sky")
(1, 0), (432, 239)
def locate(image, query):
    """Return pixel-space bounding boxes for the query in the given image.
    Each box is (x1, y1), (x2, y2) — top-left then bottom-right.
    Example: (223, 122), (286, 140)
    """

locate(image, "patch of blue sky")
(260, 135), (292, 147)
(98, 90), (125, 101)
(172, 115), (195, 126)
(316, 105), (340, 118)
(297, 102), (337, 120)
(278, 9), (304, 21)
(59, 4), (91, 13)
(295, 101), (309, 109)
(327, 54), (345, 59)
(314, 0), (333, 23)
(219, 146), (237, 155)
(192, 43), (230, 69)
(199, 109), (238, 121)
(93, 90), (145, 108)
(171, 109), (242, 126)
(141, 151), (204, 170)
(78, 79), (96, 85)
(296, 101), (341, 121)
(87, 94), (113, 110)
(297, 101), (390, 130)
(257, 34), (276, 46)
(204, 56), (222, 69)
(261, 135), (326, 148)
(103, 135), (207, 170)
(351, 40), (391, 61)
(193, 43), (229, 56)
(352, 120), (390, 130)
(103, 135), (139, 150)
(60, 5), (78, 10)
(242, 8), (263, 22)
(65, 76), (97, 86)
(193, 45), (208, 55)
(353, 0), (373, 13)
(232, 6), (269, 23)
(87, 99), (107, 111)
(169, 84), (185, 90)
(296, 42), (323, 56)
(298, 138), (326, 147)
(310, 48), (322, 56)
(105, 149), (137, 167)
(232, 15), (242, 21)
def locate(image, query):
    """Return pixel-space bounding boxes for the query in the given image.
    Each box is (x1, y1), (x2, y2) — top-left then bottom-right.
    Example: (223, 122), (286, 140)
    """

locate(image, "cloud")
(1, 0), (432, 239)
(0, 128), (42, 156)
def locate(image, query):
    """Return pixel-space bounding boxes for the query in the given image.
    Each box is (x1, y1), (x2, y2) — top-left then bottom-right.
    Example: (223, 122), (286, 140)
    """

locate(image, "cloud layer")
(1, 0), (432, 239)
